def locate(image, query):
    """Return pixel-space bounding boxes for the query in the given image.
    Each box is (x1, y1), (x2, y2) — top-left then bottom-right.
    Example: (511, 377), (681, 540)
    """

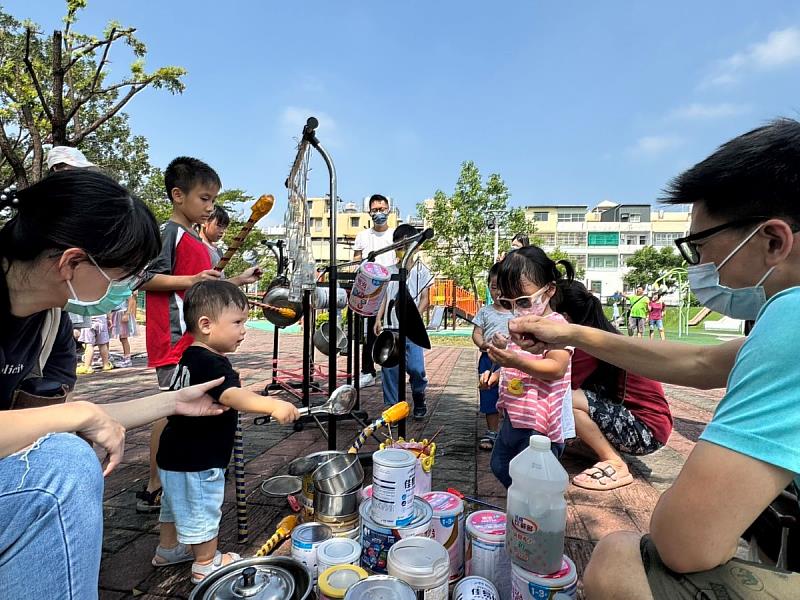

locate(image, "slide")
(427, 305), (447, 330)
(688, 307), (712, 327)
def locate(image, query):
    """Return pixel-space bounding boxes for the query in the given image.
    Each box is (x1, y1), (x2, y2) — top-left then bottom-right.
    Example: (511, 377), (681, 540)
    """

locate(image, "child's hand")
(374, 320), (383, 337)
(487, 344), (517, 368)
(121, 313), (129, 323)
(270, 400), (301, 425)
(479, 370), (500, 390)
(238, 266), (263, 285)
(491, 333), (509, 349)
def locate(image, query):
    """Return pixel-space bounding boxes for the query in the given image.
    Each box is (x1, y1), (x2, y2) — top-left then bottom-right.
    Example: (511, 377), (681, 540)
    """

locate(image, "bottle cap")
(529, 434), (551, 451)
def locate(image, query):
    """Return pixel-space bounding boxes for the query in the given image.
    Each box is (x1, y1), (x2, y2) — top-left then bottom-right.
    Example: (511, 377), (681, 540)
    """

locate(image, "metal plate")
(260, 475), (302, 497)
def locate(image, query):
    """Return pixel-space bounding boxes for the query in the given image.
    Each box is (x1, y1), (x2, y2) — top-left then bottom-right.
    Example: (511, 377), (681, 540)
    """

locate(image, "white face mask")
(687, 225), (774, 321)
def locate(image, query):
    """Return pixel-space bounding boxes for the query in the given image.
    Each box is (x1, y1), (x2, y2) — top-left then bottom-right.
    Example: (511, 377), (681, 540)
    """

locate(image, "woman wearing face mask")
(481, 246), (574, 487)
(0, 170), (227, 599)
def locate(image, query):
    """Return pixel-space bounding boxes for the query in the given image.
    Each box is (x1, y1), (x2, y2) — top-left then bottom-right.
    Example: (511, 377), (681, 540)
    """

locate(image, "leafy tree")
(623, 246), (685, 289)
(137, 166), (172, 223)
(547, 246), (586, 279)
(418, 161), (534, 300)
(0, 0), (185, 187)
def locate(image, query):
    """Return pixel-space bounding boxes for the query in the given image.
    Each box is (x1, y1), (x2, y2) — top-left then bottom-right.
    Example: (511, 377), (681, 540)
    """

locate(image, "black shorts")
(640, 534), (800, 599)
(586, 389), (663, 455)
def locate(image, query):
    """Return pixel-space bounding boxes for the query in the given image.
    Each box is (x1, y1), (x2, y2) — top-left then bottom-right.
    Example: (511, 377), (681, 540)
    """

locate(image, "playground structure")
(426, 279), (482, 330)
(652, 267), (691, 338)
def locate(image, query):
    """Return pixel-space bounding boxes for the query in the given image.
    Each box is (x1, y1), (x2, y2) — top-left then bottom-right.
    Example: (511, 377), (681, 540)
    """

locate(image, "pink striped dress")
(497, 311), (573, 443)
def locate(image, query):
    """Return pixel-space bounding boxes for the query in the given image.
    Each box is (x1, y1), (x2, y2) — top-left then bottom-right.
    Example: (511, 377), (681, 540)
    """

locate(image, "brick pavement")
(74, 325), (722, 599)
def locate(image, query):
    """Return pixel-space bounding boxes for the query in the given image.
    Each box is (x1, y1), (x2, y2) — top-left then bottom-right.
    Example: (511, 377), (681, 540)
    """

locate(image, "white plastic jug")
(505, 434), (569, 574)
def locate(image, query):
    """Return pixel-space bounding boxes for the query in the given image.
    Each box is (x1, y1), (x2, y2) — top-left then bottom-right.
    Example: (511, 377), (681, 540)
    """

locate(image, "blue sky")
(6, 1), (800, 225)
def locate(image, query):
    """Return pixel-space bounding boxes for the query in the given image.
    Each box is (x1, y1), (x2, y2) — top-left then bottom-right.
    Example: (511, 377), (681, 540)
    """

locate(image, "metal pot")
(313, 322), (348, 356)
(189, 556), (312, 600)
(289, 451), (346, 510)
(314, 487), (360, 519)
(262, 277), (303, 328)
(372, 329), (401, 368)
(312, 453), (364, 495)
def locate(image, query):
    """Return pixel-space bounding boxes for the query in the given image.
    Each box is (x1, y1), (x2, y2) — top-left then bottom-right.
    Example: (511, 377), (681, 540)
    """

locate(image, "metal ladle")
(254, 385), (356, 425)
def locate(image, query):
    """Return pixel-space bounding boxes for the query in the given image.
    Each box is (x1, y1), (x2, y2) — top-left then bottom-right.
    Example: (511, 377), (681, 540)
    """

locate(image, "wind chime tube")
(233, 415), (247, 543)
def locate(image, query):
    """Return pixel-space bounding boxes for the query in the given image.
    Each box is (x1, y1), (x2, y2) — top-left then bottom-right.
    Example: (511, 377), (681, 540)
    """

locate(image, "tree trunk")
(21, 103), (44, 182)
(50, 30), (67, 146)
(0, 118), (29, 188)
(469, 274), (480, 309)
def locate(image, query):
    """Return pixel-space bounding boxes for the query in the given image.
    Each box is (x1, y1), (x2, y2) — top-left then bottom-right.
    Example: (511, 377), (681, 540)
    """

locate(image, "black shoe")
(413, 404), (427, 419)
(135, 487), (162, 513)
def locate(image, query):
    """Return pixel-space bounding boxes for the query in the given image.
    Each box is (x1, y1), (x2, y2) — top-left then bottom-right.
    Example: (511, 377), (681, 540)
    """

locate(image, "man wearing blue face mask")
(352, 194), (396, 388)
(508, 119), (800, 598)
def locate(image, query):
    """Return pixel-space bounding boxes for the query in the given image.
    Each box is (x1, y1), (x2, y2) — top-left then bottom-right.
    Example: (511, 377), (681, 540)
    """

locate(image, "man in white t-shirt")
(353, 194), (395, 387)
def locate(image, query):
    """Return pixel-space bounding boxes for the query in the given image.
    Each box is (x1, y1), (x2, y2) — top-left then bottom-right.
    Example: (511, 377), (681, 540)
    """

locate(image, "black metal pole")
(396, 266), (408, 439)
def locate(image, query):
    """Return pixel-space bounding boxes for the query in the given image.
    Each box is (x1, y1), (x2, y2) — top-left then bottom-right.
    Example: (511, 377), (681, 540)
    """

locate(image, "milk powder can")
(370, 448), (416, 527)
(359, 497), (433, 574)
(510, 556), (578, 600)
(317, 537), (362, 573)
(344, 575), (416, 600)
(453, 576), (500, 600)
(421, 491), (465, 581)
(466, 510), (511, 600)
(387, 536), (450, 600)
(290, 522), (332, 580)
(318, 564), (369, 600)
(349, 262), (391, 317)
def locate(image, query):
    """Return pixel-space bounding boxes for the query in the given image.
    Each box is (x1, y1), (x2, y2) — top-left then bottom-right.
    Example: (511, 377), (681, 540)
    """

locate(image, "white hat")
(46, 146), (95, 170)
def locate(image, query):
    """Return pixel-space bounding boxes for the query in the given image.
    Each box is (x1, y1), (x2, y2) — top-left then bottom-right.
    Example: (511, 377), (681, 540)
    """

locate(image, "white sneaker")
(359, 373), (377, 388)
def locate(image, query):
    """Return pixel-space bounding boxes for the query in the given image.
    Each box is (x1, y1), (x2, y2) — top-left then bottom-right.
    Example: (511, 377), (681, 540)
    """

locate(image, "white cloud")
(668, 102), (749, 120)
(704, 27), (800, 87)
(629, 135), (684, 157)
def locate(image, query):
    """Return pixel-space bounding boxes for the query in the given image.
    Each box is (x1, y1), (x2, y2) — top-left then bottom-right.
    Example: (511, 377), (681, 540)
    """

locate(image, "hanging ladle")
(254, 384), (356, 425)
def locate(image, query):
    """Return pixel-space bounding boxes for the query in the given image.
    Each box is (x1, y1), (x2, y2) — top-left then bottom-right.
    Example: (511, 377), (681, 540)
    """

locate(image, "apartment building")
(525, 201), (690, 297)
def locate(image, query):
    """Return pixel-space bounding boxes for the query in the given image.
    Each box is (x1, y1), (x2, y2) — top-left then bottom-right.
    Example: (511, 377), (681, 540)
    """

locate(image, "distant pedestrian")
(648, 293), (666, 341)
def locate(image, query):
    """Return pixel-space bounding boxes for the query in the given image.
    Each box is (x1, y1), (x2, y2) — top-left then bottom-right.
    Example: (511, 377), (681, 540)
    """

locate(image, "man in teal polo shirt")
(509, 118), (800, 598)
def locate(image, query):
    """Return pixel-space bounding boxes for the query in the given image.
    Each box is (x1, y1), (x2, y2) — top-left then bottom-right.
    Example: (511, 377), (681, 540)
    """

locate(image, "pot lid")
(200, 565), (295, 600)
(260, 475), (302, 497)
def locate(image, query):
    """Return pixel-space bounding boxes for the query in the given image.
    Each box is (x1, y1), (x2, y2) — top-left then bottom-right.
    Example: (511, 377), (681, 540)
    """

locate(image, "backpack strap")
(29, 307), (62, 379)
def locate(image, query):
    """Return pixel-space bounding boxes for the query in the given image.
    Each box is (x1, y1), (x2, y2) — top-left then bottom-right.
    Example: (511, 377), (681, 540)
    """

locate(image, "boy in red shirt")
(136, 157), (260, 512)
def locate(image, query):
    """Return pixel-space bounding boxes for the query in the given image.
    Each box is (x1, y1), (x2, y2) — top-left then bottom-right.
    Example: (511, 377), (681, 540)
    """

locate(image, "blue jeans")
(0, 433), (104, 599)
(490, 418), (565, 488)
(381, 339), (428, 406)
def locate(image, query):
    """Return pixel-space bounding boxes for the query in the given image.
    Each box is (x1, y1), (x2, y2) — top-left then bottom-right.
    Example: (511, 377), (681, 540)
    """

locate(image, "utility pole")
(487, 209), (504, 261)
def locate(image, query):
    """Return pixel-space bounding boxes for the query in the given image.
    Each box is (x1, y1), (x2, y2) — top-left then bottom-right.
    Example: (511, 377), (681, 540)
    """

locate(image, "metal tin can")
(289, 451), (344, 517)
(359, 497), (433, 574)
(511, 556), (578, 600)
(465, 510), (511, 600)
(453, 576), (500, 600)
(290, 522), (332, 580)
(421, 491), (465, 581)
(318, 537), (362, 573)
(370, 448), (416, 527)
(349, 262), (391, 317)
(343, 575), (416, 600)
(387, 536), (450, 600)
(318, 564), (369, 600)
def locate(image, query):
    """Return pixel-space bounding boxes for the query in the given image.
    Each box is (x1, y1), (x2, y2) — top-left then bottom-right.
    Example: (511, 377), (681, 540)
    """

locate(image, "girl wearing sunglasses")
(483, 246), (575, 487)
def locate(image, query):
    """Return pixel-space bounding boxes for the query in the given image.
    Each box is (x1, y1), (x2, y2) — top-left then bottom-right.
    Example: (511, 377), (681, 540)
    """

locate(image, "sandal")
(152, 543), (193, 567)
(479, 430), (498, 451)
(192, 551), (241, 584)
(572, 461), (633, 491)
(136, 487), (162, 513)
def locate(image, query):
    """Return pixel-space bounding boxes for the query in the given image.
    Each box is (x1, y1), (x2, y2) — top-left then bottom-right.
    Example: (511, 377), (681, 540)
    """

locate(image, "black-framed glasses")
(674, 217), (767, 265)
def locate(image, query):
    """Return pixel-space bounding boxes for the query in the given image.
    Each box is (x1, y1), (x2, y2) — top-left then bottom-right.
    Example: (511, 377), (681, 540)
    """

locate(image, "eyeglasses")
(673, 216), (800, 265)
(497, 289), (548, 311)
(369, 208), (390, 215)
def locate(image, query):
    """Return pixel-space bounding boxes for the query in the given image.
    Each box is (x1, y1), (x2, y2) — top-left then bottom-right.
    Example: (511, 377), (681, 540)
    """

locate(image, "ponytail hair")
(497, 245), (574, 306)
(0, 170), (161, 316)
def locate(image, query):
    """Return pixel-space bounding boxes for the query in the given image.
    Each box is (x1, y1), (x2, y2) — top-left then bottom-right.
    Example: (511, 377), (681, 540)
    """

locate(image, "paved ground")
(74, 324), (723, 599)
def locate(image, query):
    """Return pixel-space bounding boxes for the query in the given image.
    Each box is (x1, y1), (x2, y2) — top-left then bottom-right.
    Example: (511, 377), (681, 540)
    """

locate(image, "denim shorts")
(158, 467), (225, 545)
(649, 319), (664, 330)
(478, 352), (499, 415)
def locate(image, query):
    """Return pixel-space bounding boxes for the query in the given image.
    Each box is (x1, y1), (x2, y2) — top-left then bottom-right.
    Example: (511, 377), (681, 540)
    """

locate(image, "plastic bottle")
(505, 434), (569, 574)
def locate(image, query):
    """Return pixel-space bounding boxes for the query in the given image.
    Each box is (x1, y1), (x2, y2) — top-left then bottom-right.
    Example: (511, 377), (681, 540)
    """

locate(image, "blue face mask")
(372, 212), (389, 226)
(64, 255), (133, 317)
(687, 225), (774, 321)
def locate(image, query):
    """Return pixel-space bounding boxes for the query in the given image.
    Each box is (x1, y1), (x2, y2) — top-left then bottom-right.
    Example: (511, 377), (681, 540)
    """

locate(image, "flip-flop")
(152, 543), (193, 567)
(572, 461), (633, 491)
(479, 430), (498, 451)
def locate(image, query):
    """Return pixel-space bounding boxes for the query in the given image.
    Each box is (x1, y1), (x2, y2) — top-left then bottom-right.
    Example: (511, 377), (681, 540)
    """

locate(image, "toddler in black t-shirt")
(151, 281), (299, 584)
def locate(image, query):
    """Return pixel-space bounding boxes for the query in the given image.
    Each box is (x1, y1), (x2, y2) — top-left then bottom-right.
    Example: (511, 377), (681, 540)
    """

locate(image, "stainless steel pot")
(312, 453), (364, 495)
(312, 321), (348, 356)
(372, 329), (401, 368)
(262, 277), (303, 328)
(313, 487), (360, 519)
(189, 556), (312, 600)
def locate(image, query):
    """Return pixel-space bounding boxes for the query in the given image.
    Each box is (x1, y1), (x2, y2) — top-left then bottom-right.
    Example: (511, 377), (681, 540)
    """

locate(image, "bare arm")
(509, 316), (741, 389)
(472, 325), (487, 351)
(140, 271), (220, 292)
(219, 388), (300, 424)
(417, 291), (430, 314)
(650, 441), (793, 572)
(487, 345), (571, 381)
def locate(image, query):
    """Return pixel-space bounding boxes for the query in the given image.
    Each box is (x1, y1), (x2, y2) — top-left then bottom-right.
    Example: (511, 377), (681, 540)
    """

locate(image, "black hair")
(207, 205), (230, 227)
(487, 261), (501, 283)
(183, 280), (249, 335)
(368, 194), (389, 209)
(393, 223), (418, 242)
(164, 156), (221, 202)
(496, 246), (575, 304)
(0, 170), (160, 316)
(511, 233), (530, 246)
(554, 280), (623, 400)
(662, 118), (800, 223)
